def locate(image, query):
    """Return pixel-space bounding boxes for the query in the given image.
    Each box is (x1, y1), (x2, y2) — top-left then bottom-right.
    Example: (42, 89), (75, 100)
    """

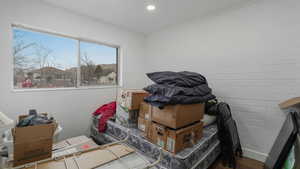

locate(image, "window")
(80, 41), (118, 86)
(12, 26), (118, 90)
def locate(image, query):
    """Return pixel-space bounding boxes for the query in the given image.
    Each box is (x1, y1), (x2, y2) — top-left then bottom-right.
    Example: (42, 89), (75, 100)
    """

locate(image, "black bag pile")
(144, 71), (216, 108)
(207, 101), (243, 169)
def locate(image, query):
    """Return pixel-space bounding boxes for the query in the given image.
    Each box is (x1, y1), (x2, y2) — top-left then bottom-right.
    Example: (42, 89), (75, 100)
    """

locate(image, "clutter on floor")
(25, 144), (135, 169)
(13, 112), (58, 167)
(51, 135), (159, 169)
(90, 71), (240, 169)
(3, 133), (158, 169)
(2, 71), (244, 169)
(1, 109), (160, 169)
(91, 120), (220, 169)
(115, 88), (207, 154)
(0, 110), (64, 168)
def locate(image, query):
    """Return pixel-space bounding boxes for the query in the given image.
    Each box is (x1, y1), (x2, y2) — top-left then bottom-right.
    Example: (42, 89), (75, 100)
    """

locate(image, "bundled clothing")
(144, 71), (215, 108)
(17, 110), (54, 127)
(207, 101), (243, 169)
(93, 102), (116, 132)
(146, 71), (208, 87)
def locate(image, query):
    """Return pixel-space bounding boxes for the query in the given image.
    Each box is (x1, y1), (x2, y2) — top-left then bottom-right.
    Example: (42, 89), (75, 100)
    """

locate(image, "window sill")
(12, 85), (121, 93)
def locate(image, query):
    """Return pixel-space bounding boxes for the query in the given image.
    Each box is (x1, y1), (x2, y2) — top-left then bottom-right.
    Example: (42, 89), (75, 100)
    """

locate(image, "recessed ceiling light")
(147, 4), (156, 11)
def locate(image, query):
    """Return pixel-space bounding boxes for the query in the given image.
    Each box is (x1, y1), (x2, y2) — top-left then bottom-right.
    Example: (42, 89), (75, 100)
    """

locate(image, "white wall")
(145, 0), (300, 162)
(1, 0), (299, 162)
(0, 0), (147, 140)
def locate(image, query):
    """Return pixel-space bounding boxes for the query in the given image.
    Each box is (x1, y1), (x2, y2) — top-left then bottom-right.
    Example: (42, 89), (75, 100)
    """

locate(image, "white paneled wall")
(0, 0), (147, 140)
(0, 0), (299, 162)
(145, 0), (300, 161)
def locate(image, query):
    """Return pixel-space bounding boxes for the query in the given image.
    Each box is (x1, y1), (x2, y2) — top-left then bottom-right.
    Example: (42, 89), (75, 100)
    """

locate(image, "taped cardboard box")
(151, 122), (168, 148)
(139, 102), (152, 121)
(138, 118), (148, 133)
(118, 89), (149, 110)
(166, 122), (203, 154)
(151, 121), (203, 154)
(138, 117), (152, 139)
(13, 115), (57, 167)
(152, 103), (204, 129)
(138, 102), (153, 140)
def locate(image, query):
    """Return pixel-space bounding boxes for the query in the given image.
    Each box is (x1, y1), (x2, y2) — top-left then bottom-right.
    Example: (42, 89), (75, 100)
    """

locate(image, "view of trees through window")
(13, 27), (118, 89)
(80, 41), (117, 86)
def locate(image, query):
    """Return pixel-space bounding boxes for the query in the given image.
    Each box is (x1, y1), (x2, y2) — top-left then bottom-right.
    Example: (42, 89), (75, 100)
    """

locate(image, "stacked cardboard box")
(138, 102), (153, 139)
(151, 121), (203, 154)
(119, 89), (149, 110)
(115, 105), (139, 128)
(116, 89), (205, 154)
(116, 89), (149, 128)
(138, 102), (205, 154)
(152, 104), (204, 129)
(12, 114), (57, 167)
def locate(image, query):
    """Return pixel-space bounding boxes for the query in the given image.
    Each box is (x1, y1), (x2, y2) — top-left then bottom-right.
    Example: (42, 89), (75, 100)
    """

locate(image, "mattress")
(91, 117), (220, 169)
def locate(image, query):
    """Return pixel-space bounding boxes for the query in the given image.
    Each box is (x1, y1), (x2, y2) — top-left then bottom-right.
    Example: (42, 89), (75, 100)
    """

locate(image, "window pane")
(80, 41), (117, 86)
(13, 28), (77, 89)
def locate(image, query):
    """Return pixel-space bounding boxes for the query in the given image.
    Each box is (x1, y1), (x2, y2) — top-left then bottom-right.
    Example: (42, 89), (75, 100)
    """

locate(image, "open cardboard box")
(12, 114), (57, 167)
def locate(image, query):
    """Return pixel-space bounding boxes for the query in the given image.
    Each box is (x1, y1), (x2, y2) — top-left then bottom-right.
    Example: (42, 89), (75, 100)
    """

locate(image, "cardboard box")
(23, 144), (135, 169)
(166, 122), (203, 154)
(147, 122), (153, 142)
(152, 103), (204, 129)
(151, 122), (168, 148)
(119, 89), (149, 110)
(151, 121), (203, 154)
(116, 104), (139, 128)
(138, 117), (152, 139)
(139, 102), (152, 121)
(52, 136), (99, 159)
(138, 118), (147, 133)
(13, 115), (56, 166)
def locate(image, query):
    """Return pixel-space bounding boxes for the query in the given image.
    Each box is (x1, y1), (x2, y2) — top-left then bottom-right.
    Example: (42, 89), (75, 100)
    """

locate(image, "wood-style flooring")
(209, 157), (264, 169)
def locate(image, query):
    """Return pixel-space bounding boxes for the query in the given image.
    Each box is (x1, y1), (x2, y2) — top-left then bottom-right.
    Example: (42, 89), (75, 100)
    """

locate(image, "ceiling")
(41, 0), (248, 34)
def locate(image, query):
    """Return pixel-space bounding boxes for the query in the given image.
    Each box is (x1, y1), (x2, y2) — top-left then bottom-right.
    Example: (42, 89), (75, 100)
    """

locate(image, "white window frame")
(11, 23), (122, 92)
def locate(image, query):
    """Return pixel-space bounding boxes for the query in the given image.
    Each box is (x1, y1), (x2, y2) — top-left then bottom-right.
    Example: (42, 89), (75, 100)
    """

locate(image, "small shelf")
(279, 97), (300, 109)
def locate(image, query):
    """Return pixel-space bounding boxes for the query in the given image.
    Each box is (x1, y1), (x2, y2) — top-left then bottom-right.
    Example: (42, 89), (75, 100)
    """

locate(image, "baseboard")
(242, 148), (268, 163)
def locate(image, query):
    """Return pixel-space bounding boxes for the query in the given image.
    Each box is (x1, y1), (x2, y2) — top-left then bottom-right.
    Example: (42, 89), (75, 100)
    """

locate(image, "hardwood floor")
(209, 157), (264, 169)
